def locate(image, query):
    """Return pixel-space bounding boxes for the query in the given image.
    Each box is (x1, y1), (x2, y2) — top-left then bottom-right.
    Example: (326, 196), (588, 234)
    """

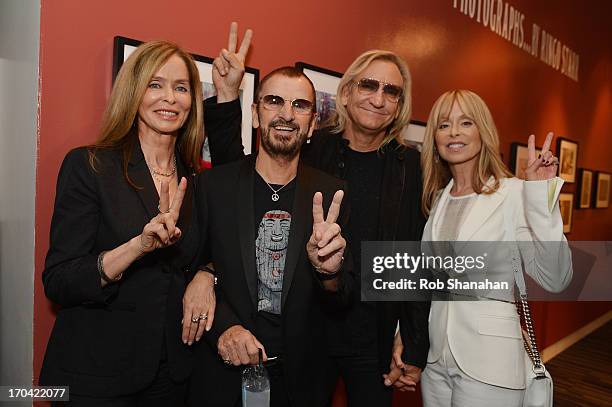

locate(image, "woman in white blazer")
(389, 90), (572, 406)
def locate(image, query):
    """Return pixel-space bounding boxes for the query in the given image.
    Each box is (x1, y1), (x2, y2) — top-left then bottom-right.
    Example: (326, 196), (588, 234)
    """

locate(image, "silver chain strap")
(512, 259), (547, 378)
(504, 193), (548, 379)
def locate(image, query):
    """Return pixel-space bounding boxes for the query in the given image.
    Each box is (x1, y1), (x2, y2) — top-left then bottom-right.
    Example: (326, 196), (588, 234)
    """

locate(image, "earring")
(434, 148), (440, 163)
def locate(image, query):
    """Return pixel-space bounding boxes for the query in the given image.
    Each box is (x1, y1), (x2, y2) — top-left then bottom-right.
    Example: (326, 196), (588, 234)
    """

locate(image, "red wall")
(35, 0), (611, 405)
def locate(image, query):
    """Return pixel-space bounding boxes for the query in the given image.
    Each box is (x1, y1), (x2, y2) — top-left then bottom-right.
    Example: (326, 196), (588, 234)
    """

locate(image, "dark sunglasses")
(258, 95), (314, 115)
(354, 78), (403, 102)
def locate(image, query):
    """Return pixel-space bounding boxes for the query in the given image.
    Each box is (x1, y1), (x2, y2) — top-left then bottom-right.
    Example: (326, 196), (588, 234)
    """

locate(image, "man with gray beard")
(188, 66), (354, 407)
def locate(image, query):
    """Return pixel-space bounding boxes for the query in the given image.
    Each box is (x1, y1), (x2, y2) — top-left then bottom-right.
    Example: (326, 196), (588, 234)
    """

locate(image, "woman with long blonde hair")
(395, 90), (572, 406)
(40, 41), (214, 406)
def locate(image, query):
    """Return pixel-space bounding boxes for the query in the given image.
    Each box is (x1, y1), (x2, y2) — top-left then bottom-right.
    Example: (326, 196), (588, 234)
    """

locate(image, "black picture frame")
(559, 193), (574, 233)
(593, 171), (611, 208)
(556, 137), (578, 183)
(576, 168), (593, 209)
(402, 119), (427, 150)
(295, 62), (343, 128)
(510, 142), (541, 180)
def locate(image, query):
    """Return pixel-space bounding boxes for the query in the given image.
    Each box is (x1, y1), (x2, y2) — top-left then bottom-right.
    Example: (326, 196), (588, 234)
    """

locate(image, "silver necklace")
(147, 156), (177, 180)
(262, 178), (291, 202)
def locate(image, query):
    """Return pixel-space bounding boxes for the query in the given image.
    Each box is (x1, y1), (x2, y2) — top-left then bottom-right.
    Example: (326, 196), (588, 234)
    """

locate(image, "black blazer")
(188, 156), (352, 407)
(204, 98), (430, 371)
(39, 145), (201, 397)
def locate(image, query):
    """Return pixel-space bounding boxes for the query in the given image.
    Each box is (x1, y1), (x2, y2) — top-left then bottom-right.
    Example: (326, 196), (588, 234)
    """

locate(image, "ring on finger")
(191, 316), (199, 323)
(223, 359), (232, 365)
(199, 313), (208, 320)
(157, 204), (171, 214)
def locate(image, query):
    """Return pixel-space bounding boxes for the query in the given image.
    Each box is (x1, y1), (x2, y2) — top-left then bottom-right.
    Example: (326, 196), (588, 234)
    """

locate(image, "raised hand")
(139, 177), (187, 253)
(212, 21), (253, 102)
(307, 190), (346, 275)
(525, 132), (559, 181)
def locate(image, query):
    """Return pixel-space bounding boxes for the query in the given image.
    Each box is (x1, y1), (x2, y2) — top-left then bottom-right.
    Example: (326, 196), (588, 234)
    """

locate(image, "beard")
(259, 118), (309, 159)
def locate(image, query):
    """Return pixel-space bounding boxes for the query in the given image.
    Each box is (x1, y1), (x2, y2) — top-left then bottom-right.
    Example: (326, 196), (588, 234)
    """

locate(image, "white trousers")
(421, 341), (524, 407)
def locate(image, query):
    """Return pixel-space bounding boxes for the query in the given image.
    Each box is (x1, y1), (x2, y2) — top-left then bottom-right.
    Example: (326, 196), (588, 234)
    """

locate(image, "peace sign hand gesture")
(307, 190), (346, 275)
(212, 21), (253, 103)
(139, 177), (187, 253)
(525, 132), (559, 181)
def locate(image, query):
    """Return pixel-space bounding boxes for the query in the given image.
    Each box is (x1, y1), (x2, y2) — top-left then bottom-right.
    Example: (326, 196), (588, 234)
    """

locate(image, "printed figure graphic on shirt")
(256, 209), (292, 314)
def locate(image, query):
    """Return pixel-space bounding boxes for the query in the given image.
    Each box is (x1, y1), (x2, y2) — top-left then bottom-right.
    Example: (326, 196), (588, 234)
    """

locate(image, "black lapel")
(127, 142), (159, 219)
(237, 156), (258, 309)
(175, 153), (194, 231)
(378, 143), (405, 240)
(281, 163), (311, 309)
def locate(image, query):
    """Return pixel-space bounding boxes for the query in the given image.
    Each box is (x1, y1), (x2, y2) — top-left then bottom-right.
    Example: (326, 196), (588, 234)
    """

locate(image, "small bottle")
(241, 349), (270, 406)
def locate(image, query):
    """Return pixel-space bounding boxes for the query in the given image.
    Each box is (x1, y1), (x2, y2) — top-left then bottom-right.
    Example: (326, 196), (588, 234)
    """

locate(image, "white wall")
(0, 0), (40, 400)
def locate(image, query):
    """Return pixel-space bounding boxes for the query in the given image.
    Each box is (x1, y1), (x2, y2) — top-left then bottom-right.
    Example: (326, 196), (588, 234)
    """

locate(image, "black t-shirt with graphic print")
(253, 172), (296, 358)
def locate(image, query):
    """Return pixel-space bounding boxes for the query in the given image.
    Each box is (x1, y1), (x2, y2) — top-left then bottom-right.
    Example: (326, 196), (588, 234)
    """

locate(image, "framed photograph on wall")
(556, 138), (578, 183)
(295, 62), (342, 129)
(594, 171), (611, 208)
(559, 193), (574, 233)
(576, 168), (593, 209)
(113, 36), (259, 167)
(402, 120), (426, 151)
(510, 142), (541, 180)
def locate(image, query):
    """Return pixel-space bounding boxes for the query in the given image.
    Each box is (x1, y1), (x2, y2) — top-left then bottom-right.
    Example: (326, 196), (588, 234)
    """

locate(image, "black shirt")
(344, 148), (384, 271)
(329, 147), (384, 355)
(253, 172), (296, 357)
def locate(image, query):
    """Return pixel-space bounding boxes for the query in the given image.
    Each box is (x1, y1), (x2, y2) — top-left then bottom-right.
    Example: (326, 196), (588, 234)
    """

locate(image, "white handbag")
(505, 197), (554, 407)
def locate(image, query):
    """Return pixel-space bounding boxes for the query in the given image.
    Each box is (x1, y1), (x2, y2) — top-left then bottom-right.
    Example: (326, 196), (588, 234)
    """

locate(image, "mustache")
(269, 119), (299, 130)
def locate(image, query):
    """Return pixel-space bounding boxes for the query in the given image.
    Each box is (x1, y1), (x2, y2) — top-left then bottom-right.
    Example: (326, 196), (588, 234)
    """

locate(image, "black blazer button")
(338, 161), (345, 169)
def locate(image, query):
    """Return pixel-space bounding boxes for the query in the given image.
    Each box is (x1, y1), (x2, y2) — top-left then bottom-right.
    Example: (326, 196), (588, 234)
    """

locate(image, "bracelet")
(97, 251), (122, 283)
(314, 257), (343, 281)
(202, 264), (216, 276)
(200, 265), (218, 285)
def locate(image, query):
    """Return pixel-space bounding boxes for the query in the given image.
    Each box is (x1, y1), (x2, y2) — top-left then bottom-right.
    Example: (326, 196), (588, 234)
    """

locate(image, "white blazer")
(422, 177), (572, 389)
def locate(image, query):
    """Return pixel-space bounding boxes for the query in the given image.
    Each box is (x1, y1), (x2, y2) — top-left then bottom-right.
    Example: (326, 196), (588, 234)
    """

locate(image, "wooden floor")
(546, 321), (612, 406)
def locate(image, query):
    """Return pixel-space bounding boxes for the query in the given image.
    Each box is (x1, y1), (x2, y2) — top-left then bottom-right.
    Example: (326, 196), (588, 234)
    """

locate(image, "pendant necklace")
(262, 178), (290, 202)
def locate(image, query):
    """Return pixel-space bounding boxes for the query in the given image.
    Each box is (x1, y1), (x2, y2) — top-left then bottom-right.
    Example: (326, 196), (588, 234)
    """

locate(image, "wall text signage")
(452, 0), (580, 82)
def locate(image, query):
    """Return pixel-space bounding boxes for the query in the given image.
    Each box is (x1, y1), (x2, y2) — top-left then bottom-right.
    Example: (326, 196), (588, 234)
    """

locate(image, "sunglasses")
(354, 78), (403, 102)
(259, 95), (314, 115)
